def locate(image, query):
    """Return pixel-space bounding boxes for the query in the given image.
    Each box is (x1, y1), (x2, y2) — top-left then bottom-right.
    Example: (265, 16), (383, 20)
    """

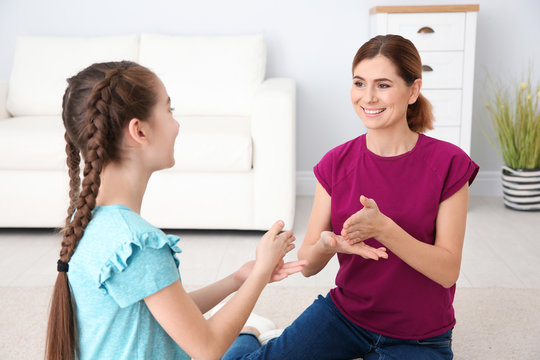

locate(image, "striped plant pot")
(501, 166), (540, 211)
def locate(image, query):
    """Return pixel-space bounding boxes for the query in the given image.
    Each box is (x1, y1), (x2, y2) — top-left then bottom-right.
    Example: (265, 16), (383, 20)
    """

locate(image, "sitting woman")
(221, 34), (479, 360)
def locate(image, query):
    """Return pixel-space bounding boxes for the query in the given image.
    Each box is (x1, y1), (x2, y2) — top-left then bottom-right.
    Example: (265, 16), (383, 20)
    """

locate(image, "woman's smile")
(362, 107), (386, 117)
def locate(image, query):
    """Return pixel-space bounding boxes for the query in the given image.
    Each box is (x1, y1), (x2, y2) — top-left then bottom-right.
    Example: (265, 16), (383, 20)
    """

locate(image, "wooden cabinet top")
(370, 5), (479, 14)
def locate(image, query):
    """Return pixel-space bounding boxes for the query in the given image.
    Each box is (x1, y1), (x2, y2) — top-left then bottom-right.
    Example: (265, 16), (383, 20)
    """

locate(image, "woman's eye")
(354, 81), (364, 87)
(379, 84), (390, 89)
(169, 107), (175, 113)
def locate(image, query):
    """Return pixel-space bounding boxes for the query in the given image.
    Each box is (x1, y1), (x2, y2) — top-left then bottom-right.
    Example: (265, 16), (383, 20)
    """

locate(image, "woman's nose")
(365, 87), (377, 103)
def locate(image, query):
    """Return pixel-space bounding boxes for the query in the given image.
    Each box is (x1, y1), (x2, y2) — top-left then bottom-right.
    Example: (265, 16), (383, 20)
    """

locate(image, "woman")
(222, 34), (479, 360)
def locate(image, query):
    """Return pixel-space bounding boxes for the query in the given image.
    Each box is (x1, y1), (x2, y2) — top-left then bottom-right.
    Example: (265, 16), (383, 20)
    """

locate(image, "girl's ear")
(126, 118), (148, 145)
(408, 78), (422, 104)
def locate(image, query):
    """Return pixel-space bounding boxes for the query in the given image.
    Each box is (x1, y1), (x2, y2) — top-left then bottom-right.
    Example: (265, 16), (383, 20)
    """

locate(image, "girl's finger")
(278, 231), (294, 240)
(266, 220), (285, 238)
(274, 259), (285, 271)
(285, 243), (295, 253)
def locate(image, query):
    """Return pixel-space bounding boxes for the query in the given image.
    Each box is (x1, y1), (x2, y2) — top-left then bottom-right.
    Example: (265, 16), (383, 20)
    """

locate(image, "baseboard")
(296, 171), (316, 196)
(471, 170), (502, 196)
(296, 170), (502, 197)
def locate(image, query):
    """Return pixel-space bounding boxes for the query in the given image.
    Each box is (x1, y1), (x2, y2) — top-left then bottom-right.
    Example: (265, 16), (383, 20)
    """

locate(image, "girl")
(45, 61), (308, 360)
(220, 34), (479, 359)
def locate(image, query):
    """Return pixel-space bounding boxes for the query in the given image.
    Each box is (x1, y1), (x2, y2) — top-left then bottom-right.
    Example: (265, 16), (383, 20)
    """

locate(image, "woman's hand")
(319, 230), (387, 260)
(253, 221), (298, 280)
(234, 259), (308, 285)
(342, 195), (389, 245)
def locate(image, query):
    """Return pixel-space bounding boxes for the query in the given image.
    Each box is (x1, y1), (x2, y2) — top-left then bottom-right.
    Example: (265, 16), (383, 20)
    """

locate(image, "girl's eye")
(169, 107), (175, 113)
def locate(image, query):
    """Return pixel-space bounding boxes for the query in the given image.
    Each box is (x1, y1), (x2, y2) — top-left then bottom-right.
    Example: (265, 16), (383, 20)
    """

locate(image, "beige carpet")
(1, 285), (539, 359)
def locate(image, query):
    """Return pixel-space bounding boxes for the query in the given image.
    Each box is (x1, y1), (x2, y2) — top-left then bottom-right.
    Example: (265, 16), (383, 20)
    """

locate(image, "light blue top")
(68, 204), (190, 360)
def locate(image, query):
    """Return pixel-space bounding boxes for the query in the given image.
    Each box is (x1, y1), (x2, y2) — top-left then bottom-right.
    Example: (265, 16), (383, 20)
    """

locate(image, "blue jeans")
(223, 293), (453, 360)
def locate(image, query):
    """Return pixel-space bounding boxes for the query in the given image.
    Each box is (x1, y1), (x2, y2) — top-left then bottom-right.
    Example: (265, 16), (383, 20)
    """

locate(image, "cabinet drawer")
(422, 89), (462, 126)
(425, 126), (461, 147)
(420, 52), (464, 89)
(387, 12), (466, 51)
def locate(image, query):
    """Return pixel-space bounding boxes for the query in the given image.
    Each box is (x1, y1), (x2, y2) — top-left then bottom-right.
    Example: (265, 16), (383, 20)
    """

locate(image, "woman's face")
(350, 55), (420, 131)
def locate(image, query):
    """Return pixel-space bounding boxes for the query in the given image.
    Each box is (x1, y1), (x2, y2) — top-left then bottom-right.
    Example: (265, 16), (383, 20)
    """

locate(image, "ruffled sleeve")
(97, 232), (182, 308)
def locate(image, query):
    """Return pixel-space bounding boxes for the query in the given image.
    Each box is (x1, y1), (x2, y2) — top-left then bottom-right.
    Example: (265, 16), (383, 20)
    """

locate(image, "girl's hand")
(320, 230), (388, 260)
(234, 259), (308, 285)
(342, 196), (388, 245)
(254, 221), (297, 279)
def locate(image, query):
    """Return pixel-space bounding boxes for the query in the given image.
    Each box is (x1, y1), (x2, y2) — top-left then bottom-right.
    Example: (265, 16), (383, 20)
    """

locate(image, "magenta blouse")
(314, 133), (479, 339)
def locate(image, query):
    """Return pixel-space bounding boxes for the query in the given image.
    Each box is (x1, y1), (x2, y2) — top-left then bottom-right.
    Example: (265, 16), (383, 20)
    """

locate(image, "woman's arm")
(297, 183), (335, 277)
(298, 183), (387, 277)
(342, 183), (470, 288)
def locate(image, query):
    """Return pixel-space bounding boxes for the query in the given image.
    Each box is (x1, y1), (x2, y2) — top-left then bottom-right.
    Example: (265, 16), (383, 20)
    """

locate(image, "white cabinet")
(370, 5), (479, 154)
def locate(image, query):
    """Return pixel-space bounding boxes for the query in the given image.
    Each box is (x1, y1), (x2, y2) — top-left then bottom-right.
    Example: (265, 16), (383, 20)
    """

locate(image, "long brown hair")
(45, 61), (159, 360)
(352, 34), (434, 133)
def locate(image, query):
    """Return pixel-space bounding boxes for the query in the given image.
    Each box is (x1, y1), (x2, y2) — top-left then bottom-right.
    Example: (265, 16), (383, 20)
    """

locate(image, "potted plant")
(485, 72), (540, 210)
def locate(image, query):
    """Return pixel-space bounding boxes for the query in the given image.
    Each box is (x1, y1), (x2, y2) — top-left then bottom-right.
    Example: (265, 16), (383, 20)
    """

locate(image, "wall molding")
(472, 170), (502, 196)
(296, 170), (502, 197)
(296, 171), (316, 196)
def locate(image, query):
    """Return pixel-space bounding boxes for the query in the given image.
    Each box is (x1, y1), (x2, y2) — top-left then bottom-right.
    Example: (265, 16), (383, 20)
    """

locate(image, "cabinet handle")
(422, 65), (433, 72)
(417, 26), (435, 34)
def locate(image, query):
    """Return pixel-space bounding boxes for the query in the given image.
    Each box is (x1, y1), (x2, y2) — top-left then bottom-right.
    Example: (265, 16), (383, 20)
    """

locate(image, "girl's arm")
(145, 275), (265, 360)
(298, 183), (387, 277)
(187, 273), (242, 315)
(342, 183), (470, 288)
(188, 260), (307, 314)
(144, 222), (300, 360)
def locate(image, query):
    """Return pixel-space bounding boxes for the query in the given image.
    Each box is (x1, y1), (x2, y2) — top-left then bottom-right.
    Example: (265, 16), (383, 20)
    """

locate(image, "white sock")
(258, 328), (284, 345)
(209, 302), (277, 335)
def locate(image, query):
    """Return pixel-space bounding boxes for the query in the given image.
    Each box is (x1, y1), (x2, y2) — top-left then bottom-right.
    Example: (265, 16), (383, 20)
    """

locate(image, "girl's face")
(146, 79), (180, 171)
(350, 55), (421, 132)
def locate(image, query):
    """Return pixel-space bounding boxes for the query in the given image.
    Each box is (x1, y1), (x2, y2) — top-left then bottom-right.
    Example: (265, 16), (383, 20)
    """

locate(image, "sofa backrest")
(7, 35), (139, 117)
(6, 34), (266, 118)
(139, 33), (266, 116)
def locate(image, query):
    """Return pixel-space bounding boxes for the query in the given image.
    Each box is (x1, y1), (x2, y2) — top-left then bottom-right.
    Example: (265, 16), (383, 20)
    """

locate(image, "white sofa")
(0, 34), (296, 230)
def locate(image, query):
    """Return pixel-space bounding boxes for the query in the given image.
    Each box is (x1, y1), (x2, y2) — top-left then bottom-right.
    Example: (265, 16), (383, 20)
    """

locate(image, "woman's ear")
(408, 78), (422, 104)
(126, 118), (149, 146)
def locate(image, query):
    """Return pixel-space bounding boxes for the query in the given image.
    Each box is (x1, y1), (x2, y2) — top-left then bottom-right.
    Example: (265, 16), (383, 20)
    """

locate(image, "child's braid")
(60, 69), (122, 261)
(64, 133), (80, 226)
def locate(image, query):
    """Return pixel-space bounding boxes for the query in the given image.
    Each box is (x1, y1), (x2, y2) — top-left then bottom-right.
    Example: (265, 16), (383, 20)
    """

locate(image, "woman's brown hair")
(45, 61), (159, 360)
(352, 34), (434, 133)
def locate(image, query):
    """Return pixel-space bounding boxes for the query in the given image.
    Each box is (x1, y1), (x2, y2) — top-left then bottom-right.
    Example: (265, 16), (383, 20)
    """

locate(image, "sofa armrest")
(251, 78), (296, 230)
(0, 80), (10, 119)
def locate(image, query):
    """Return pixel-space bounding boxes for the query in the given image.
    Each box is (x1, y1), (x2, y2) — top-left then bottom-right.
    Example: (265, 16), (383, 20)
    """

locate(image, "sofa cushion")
(0, 116), (66, 170)
(172, 116), (252, 172)
(0, 116), (252, 172)
(139, 33), (266, 116)
(7, 35), (139, 117)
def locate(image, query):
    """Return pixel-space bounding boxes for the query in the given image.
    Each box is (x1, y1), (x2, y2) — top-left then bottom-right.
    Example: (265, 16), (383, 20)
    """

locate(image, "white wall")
(1, 0), (539, 196)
